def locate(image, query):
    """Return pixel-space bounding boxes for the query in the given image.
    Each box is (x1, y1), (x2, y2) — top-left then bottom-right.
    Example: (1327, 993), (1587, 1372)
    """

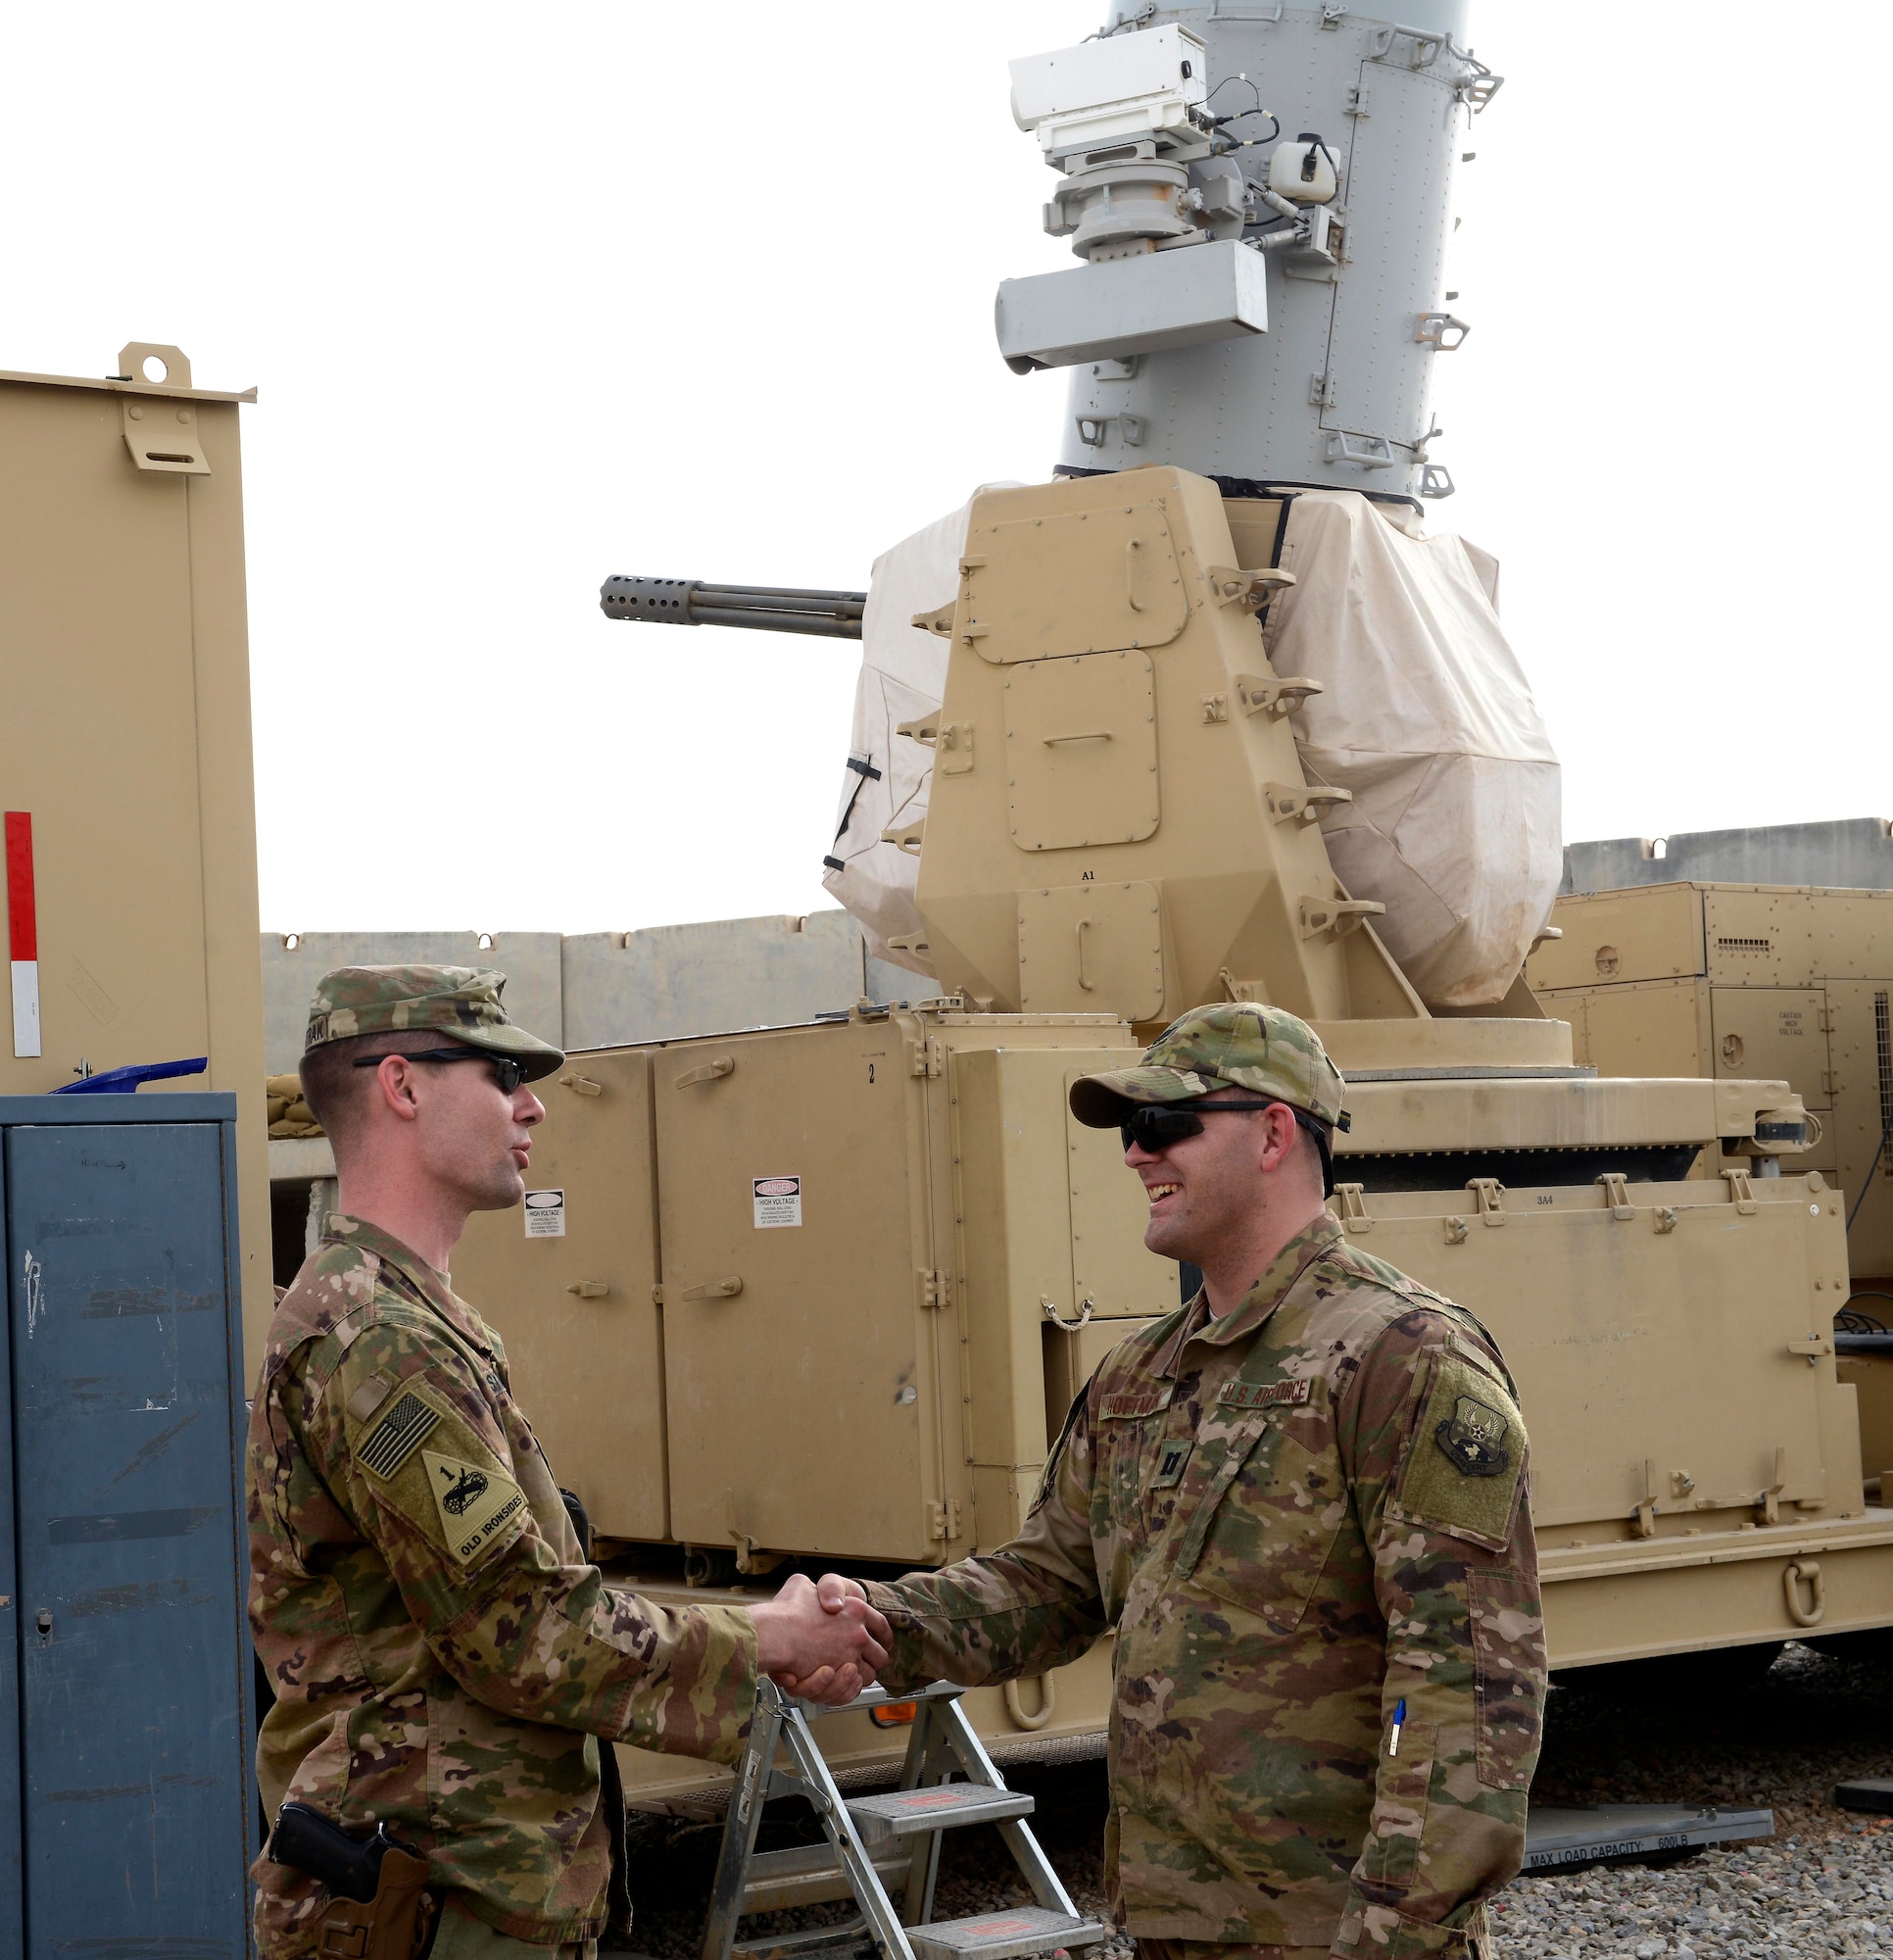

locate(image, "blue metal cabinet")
(0, 1093), (255, 1958)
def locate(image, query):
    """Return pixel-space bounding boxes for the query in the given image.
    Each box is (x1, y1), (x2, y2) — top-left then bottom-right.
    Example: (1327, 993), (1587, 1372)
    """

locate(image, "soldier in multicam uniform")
(815, 1004), (1545, 1960)
(248, 966), (889, 1960)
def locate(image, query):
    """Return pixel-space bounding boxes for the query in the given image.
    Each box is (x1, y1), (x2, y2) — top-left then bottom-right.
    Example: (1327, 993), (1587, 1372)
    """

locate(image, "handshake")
(748, 1573), (887, 1706)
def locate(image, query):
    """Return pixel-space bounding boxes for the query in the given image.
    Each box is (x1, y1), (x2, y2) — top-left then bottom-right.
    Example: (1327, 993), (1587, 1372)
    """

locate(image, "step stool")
(702, 1679), (1108, 1960)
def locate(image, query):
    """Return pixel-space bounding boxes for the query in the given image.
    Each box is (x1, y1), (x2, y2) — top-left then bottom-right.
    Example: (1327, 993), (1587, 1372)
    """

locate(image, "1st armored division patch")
(1391, 1348), (1527, 1548)
(422, 1449), (527, 1567)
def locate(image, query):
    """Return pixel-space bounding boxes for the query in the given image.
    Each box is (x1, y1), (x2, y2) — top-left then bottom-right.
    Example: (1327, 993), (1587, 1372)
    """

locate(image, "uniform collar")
(321, 1212), (494, 1354)
(1156, 1212), (1343, 1378)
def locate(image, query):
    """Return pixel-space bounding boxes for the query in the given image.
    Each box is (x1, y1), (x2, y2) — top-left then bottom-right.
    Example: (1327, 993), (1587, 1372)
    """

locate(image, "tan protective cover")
(1266, 490), (1563, 1007)
(819, 497), (984, 976)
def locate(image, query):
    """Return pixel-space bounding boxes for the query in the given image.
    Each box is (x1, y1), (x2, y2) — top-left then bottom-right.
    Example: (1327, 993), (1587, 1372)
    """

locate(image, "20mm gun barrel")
(600, 574), (866, 638)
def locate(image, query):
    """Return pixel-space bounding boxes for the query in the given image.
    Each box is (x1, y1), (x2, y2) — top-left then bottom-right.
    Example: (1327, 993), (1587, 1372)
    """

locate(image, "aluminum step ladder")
(703, 1679), (1108, 1960)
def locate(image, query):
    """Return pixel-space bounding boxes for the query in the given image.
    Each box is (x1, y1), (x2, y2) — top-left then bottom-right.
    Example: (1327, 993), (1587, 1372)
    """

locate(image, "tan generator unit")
(456, 468), (1893, 1801)
(0, 342), (270, 1354)
(1527, 882), (1893, 1287)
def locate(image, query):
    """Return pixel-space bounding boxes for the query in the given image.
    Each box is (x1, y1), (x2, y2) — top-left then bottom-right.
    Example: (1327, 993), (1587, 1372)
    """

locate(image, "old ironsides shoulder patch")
(1394, 1349), (1527, 1548)
(356, 1389), (442, 1480)
(422, 1448), (527, 1567)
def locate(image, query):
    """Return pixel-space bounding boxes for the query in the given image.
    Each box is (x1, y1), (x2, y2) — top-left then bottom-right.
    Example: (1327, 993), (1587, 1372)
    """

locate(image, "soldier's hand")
(752, 1573), (890, 1706)
(815, 1573), (870, 1614)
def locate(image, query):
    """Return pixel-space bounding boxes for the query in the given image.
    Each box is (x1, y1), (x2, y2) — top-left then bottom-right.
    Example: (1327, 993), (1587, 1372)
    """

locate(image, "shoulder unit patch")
(422, 1449), (527, 1567)
(1392, 1349), (1528, 1548)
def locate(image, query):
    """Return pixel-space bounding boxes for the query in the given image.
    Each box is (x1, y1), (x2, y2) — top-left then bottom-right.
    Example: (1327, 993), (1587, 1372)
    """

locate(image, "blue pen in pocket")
(1387, 1697), (1407, 1758)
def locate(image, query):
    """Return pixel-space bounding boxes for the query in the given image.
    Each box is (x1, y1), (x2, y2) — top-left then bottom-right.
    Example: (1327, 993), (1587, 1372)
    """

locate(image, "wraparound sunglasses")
(354, 1047), (531, 1096)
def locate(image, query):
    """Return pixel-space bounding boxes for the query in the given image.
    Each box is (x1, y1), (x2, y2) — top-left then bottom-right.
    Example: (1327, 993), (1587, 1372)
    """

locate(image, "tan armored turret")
(452, 1), (1893, 1805)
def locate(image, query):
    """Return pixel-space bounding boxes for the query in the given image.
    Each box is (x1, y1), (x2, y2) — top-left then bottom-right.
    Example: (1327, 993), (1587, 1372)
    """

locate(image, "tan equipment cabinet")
(457, 469), (1893, 1799)
(0, 343), (270, 1355)
(1528, 883), (1893, 1286)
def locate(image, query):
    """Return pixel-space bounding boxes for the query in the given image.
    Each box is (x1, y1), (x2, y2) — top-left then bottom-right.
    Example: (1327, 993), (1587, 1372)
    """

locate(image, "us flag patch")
(357, 1391), (441, 1478)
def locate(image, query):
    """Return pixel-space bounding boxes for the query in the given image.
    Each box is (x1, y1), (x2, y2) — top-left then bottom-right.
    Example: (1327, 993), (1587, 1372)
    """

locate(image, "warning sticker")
(523, 1189), (566, 1238)
(753, 1176), (802, 1229)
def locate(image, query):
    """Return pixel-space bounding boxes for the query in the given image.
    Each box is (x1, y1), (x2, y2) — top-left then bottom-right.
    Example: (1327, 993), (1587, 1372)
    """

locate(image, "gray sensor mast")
(995, 2), (1499, 502)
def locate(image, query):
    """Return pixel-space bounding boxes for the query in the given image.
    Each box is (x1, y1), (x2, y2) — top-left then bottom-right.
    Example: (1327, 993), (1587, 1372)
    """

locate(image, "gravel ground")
(623, 1641), (1893, 1958)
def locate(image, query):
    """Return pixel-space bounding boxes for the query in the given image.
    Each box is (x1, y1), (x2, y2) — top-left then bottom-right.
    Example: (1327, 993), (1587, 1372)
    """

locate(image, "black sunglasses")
(353, 1047), (530, 1096)
(1117, 1099), (1289, 1152)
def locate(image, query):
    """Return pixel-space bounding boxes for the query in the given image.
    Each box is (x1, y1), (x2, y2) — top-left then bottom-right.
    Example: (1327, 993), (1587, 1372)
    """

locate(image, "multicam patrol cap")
(302, 964), (566, 1084)
(1067, 1001), (1348, 1132)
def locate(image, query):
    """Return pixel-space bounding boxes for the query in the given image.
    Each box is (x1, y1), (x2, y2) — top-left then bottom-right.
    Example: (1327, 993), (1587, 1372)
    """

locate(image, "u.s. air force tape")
(357, 1390), (442, 1479)
(422, 1449), (527, 1566)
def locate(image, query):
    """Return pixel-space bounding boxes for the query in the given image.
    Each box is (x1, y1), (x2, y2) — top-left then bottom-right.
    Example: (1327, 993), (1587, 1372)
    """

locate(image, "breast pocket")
(1181, 1418), (1345, 1637)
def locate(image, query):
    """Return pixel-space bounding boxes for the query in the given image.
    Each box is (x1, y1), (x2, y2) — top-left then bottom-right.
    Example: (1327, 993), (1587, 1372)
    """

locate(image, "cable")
(1847, 1109), (1893, 1234)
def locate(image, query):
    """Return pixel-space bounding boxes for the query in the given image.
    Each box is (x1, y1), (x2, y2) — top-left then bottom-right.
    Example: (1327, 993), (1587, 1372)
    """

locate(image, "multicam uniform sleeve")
(306, 1316), (757, 1762)
(864, 1390), (1108, 1691)
(1330, 1308), (1546, 1960)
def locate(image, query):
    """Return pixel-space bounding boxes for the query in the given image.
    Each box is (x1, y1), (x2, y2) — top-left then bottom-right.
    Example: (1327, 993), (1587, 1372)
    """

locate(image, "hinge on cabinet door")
(1597, 1172), (1634, 1220)
(1758, 1446), (1787, 1527)
(1721, 1167), (1759, 1214)
(1333, 1183), (1373, 1232)
(927, 1499), (963, 1543)
(908, 1036), (945, 1078)
(1466, 1178), (1506, 1225)
(918, 1268), (952, 1309)
(1821, 1069), (1838, 1098)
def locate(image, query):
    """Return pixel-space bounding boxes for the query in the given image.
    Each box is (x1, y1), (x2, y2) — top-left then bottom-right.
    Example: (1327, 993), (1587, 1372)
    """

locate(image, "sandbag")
(1265, 489), (1562, 1006)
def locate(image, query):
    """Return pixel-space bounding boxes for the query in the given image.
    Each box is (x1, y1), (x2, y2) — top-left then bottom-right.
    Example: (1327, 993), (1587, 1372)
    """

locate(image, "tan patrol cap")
(302, 964), (566, 1084)
(1068, 1002), (1347, 1131)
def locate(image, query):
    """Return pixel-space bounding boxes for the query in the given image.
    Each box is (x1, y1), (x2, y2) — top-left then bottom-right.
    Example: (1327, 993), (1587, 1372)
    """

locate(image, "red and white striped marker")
(5, 811), (40, 1058)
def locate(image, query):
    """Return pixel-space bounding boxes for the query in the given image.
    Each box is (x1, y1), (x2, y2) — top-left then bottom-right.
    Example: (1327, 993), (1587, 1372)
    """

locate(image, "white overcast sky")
(5, 3), (1886, 932)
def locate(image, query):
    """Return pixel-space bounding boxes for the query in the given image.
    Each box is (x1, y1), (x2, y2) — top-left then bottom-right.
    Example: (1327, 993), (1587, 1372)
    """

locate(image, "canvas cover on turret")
(1266, 491), (1562, 1006)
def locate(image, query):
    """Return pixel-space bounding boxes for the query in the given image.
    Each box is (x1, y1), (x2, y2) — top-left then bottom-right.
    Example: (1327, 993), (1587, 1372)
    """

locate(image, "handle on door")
(1077, 917), (1095, 992)
(1125, 536), (1143, 612)
(34, 1609), (50, 1639)
(681, 1277), (745, 1300)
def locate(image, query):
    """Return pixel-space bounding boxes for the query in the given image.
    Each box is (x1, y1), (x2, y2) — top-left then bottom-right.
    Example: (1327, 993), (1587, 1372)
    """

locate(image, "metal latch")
(675, 1056), (735, 1089)
(680, 1276), (744, 1301)
(1265, 783), (1353, 826)
(880, 819), (926, 857)
(910, 606), (956, 639)
(1721, 1167), (1759, 1214)
(1416, 312), (1471, 350)
(564, 1281), (610, 1299)
(1205, 565), (1296, 612)
(1236, 673), (1324, 719)
(1299, 895), (1385, 940)
(1788, 1334), (1835, 1364)
(558, 1073), (604, 1097)
(1467, 1178), (1506, 1226)
(1334, 1183), (1373, 1233)
(898, 716), (973, 772)
(1597, 1172), (1634, 1220)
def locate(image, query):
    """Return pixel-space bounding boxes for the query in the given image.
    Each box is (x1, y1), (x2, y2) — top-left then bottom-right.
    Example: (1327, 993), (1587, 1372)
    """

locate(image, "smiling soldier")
(247, 965), (888, 1960)
(812, 1003), (1545, 1960)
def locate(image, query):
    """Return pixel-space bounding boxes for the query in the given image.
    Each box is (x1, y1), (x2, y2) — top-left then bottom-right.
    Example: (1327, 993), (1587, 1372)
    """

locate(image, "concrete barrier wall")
(1563, 818), (1893, 897)
(261, 913), (927, 1071)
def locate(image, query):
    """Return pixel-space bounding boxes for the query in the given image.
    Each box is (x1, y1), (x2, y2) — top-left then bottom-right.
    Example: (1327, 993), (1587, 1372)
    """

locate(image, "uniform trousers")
(428, 1895), (598, 1959)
